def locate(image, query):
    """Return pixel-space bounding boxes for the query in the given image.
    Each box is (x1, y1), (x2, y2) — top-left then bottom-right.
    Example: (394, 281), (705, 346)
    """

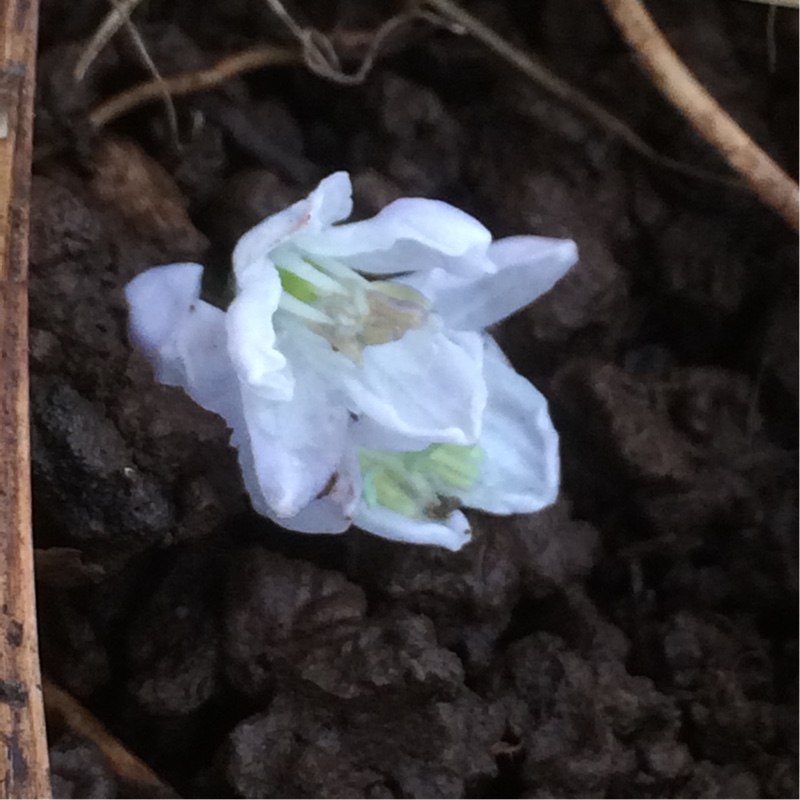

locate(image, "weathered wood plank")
(0, 0), (50, 796)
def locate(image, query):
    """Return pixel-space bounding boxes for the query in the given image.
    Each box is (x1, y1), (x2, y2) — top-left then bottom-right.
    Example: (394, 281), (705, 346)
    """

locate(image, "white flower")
(125, 172), (577, 550)
(352, 336), (564, 550)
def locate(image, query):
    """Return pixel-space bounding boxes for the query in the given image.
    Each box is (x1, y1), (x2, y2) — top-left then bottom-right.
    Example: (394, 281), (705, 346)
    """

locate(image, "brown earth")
(29, 0), (797, 797)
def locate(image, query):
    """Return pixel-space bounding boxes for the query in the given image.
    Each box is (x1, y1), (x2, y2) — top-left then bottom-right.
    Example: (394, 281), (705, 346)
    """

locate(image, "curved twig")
(43, 679), (177, 797)
(422, 0), (742, 189)
(74, 0), (146, 80)
(88, 25), (393, 129)
(601, 0), (799, 231)
(89, 43), (301, 128)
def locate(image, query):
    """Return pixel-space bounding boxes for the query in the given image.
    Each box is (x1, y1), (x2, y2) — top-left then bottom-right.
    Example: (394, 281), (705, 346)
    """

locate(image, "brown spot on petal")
(316, 471), (340, 500)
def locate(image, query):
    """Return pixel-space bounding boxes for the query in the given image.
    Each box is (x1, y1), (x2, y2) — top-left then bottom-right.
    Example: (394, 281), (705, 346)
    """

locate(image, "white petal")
(306, 171), (354, 230)
(349, 416), (443, 452)
(237, 331), (352, 519)
(238, 435), (361, 534)
(125, 263), (242, 425)
(461, 336), (560, 514)
(355, 504), (471, 550)
(340, 327), (487, 447)
(297, 198), (493, 276)
(126, 262), (203, 364)
(233, 172), (353, 288)
(226, 267), (293, 401)
(267, 496), (353, 534)
(402, 236), (577, 330)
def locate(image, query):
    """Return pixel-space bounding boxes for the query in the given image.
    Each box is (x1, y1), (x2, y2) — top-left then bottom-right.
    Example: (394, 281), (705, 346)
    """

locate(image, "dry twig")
(88, 25), (394, 129)
(601, 0), (799, 230)
(261, 0), (414, 84)
(0, 0), (51, 796)
(43, 680), (177, 797)
(106, 0), (180, 146)
(76, 0), (180, 146)
(88, 2), (740, 194)
(89, 43), (301, 127)
(74, 0), (146, 80)
(81, 0), (797, 230)
(422, 0), (742, 188)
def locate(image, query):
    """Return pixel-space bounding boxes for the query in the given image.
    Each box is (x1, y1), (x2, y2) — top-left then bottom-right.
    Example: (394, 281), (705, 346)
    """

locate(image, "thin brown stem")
(43, 680), (177, 797)
(422, 0), (742, 189)
(106, 0), (180, 147)
(89, 43), (302, 127)
(88, 25), (401, 129)
(601, 0), (798, 231)
(74, 0), (146, 80)
(0, 0), (51, 795)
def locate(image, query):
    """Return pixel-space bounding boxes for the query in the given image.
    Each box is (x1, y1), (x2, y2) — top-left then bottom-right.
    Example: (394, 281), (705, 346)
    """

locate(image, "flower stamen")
(274, 247), (431, 362)
(358, 443), (485, 520)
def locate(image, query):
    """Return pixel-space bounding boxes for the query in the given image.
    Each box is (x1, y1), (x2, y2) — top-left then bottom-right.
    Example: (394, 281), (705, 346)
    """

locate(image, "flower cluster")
(125, 172), (576, 550)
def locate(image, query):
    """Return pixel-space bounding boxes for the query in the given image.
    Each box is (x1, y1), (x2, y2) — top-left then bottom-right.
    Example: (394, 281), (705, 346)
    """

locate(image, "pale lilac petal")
(239, 436), (361, 534)
(126, 262), (203, 367)
(226, 268), (293, 401)
(233, 172), (353, 287)
(461, 337), (560, 514)
(297, 198), (493, 276)
(340, 327), (487, 447)
(306, 171), (354, 230)
(125, 263), (242, 424)
(268, 495), (355, 534)
(237, 328), (352, 518)
(355, 504), (471, 550)
(402, 236), (577, 330)
(349, 416), (444, 453)
(489, 235), (576, 272)
(176, 302), (244, 426)
(344, 240), (494, 279)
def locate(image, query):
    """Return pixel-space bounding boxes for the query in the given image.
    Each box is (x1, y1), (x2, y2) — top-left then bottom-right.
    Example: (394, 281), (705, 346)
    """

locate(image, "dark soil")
(30, 0), (798, 797)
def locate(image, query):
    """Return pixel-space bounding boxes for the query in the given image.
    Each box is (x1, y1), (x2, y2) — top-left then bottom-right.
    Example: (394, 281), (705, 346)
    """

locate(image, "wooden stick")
(0, 1), (51, 797)
(601, 0), (799, 231)
(43, 680), (177, 797)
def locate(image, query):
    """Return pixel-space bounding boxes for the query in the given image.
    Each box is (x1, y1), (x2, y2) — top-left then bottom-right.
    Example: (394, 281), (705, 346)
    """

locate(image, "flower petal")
(307, 171), (354, 230)
(226, 266), (293, 401)
(339, 327), (487, 447)
(238, 433), (361, 534)
(402, 236), (577, 330)
(268, 495), (355, 534)
(297, 198), (493, 276)
(237, 330), (352, 519)
(233, 172), (353, 288)
(461, 336), (560, 514)
(126, 262), (202, 366)
(355, 504), (471, 550)
(125, 263), (242, 424)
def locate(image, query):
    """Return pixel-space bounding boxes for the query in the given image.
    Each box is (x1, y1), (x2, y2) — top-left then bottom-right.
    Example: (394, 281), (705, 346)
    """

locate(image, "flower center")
(358, 444), (485, 520)
(273, 245), (430, 362)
